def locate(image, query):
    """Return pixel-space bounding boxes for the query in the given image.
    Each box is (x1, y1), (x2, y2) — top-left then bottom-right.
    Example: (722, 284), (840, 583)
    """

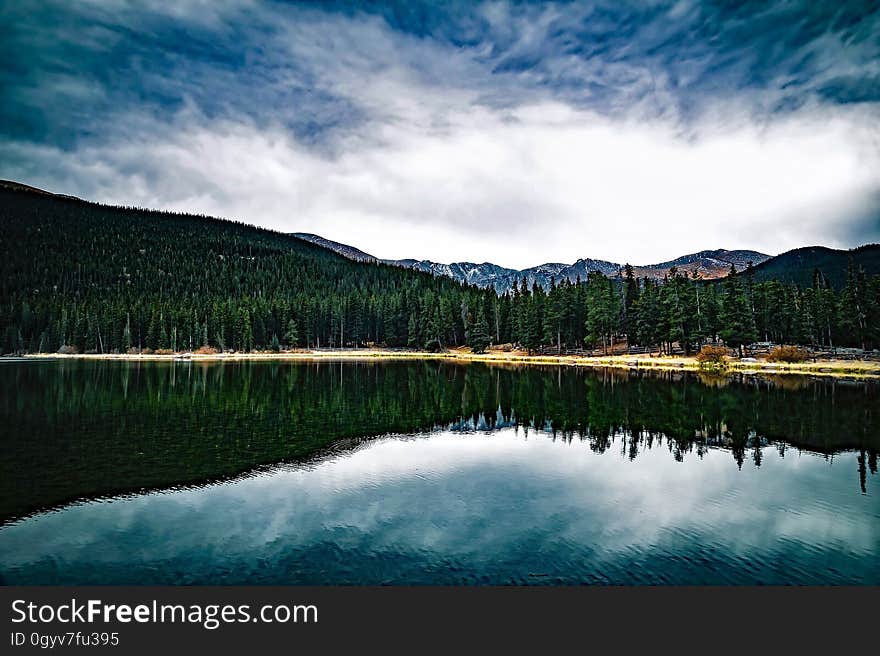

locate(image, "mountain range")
(1, 179), (874, 294)
(293, 232), (769, 292)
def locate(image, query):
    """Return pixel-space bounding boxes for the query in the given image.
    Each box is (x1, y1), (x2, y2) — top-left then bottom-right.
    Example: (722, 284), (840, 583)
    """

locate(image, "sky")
(1, 1), (879, 269)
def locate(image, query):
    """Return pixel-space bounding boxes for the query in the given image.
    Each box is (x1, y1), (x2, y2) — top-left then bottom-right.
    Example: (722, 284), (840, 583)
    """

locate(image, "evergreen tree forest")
(1, 187), (879, 355)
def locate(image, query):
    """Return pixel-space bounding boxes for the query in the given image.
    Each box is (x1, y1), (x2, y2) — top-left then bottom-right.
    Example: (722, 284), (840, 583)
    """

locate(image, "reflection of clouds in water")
(0, 429), (876, 581)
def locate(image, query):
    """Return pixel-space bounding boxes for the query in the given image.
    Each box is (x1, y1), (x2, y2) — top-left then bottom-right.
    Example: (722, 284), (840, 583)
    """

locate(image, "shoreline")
(13, 349), (880, 378)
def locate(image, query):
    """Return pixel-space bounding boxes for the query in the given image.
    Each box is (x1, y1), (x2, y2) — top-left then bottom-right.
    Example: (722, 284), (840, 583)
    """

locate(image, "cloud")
(1, 430), (875, 584)
(1, 1), (879, 267)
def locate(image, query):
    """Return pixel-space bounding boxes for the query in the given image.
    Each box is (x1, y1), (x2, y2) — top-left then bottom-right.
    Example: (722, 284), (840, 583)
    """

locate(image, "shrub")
(194, 345), (218, 355)
(57, 344), (78, 355)
(423, 339), (442, 353)
(468, 333), (490, 355)
(766, 345), (810, 363)
(126, 347), (141, 355)
(154, 348), (174, 355)
(695, 345), (728, 367)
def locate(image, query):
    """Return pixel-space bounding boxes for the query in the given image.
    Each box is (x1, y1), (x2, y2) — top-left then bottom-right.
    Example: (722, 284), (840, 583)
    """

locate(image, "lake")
(0, 359), (877, 584)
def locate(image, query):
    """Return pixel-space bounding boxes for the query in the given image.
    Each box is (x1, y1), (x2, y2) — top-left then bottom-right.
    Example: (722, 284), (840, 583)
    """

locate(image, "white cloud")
(8, 98), (878, 269)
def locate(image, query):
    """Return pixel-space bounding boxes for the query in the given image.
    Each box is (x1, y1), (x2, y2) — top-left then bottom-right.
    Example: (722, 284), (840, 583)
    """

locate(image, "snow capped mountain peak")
(293, 233), (377, 263)
(294, 233), (770, 293)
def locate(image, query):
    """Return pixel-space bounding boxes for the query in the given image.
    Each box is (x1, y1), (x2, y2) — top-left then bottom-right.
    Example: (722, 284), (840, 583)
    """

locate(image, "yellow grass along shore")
(17, 348), (880, 379)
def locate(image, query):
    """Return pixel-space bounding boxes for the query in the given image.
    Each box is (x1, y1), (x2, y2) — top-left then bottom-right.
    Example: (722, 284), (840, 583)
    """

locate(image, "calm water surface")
(1, 360), (877, 584)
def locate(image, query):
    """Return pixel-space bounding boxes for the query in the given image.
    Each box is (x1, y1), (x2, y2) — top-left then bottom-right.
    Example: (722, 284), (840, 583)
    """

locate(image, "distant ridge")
(295, 232), (769, 292)
(292, 233), (378, 263)
(0, 179), (81, 201)
(747, 244), (880, 288)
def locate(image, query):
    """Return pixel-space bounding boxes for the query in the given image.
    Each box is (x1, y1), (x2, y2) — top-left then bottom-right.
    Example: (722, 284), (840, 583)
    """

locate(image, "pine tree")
(146, 309), (160, 350)
(661, 268), (686, 353)
(521, 282), (544, 354)
(284, 318), (299, 347)
(840, 261), (868, 350)
(543, 278), (563, 353)
(467, 312), (491, 354)
(622, 264), (639, 341)
(159, 315), (170, 350)
(584, 271), (619, 354)
(122, 313), (132, 352)
(407, 312), (419, 348)
(719, 265), (756, 356)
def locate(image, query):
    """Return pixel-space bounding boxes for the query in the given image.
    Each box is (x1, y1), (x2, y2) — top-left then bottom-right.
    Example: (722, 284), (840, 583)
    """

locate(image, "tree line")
(480, 262), (880, 355)
(1, 187), (878, 355)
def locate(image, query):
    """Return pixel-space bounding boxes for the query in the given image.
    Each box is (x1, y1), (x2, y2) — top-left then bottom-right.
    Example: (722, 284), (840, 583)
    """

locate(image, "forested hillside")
(748, 245), (880, 288)
(1, 185), (878, 355)
(0, 187), (486, 354)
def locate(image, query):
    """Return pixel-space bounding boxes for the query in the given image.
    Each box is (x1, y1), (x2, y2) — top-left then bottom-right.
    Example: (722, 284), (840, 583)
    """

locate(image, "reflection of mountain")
(1, 361), (877, 524)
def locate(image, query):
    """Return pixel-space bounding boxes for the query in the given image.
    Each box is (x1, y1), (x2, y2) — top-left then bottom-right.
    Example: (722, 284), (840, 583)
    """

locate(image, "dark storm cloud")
(839, 190), (880, 244)
(0, 1), (367, 149)
(3, 1), (877, 149)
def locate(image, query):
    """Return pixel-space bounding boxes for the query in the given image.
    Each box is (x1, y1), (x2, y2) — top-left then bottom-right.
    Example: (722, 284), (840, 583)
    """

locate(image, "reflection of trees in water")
(1, 360), (877, 522)
(858, 450), (879, 494)
(466, 366), (876, 464)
